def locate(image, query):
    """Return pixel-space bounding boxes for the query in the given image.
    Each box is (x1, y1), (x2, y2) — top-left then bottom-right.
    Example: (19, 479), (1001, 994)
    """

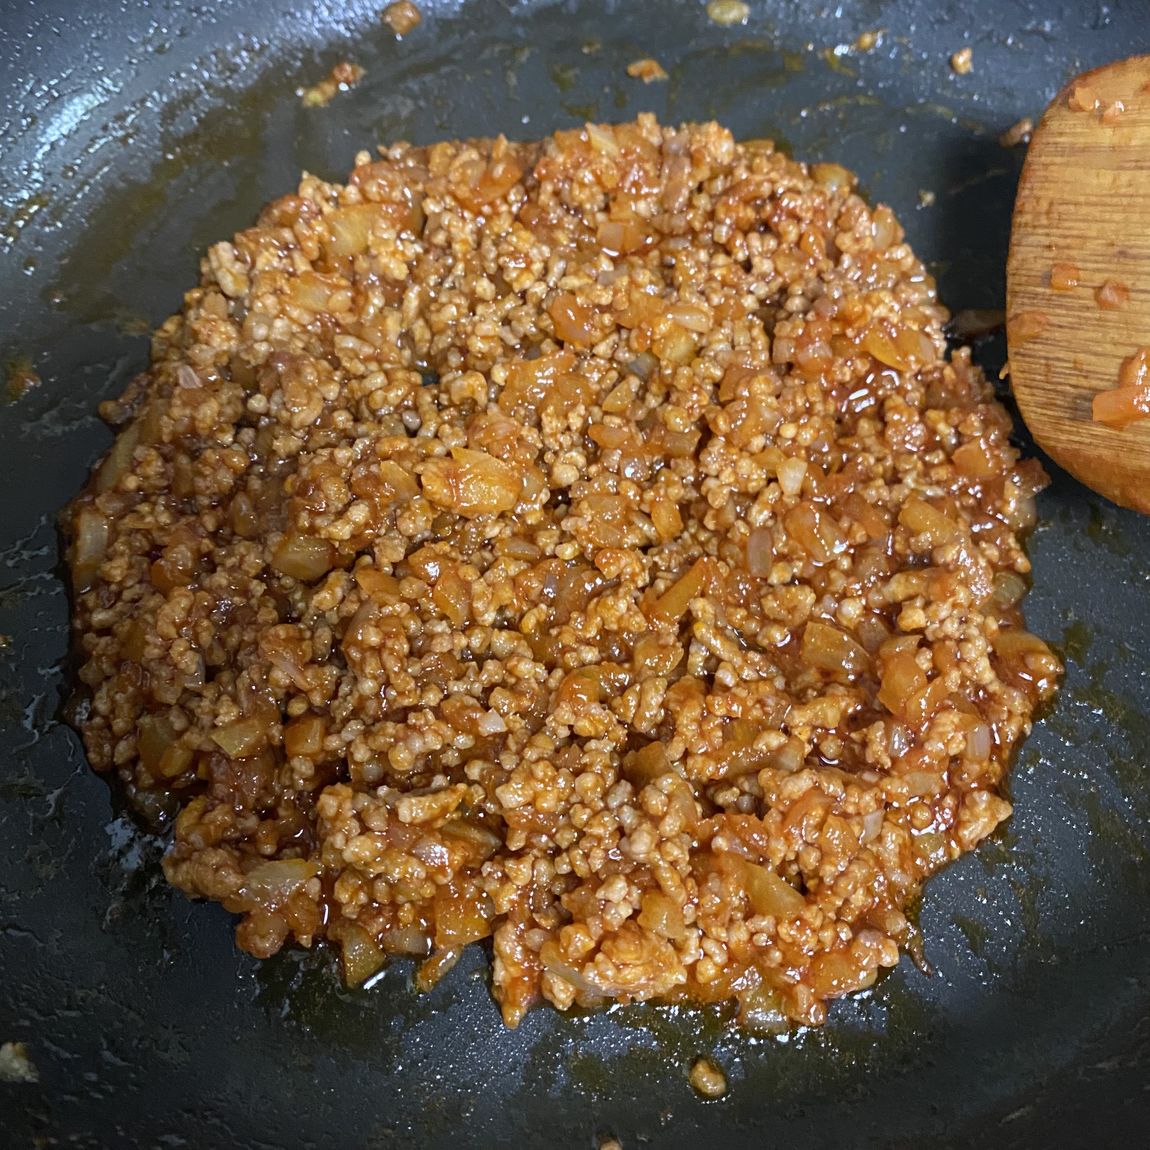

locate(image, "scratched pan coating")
(1, 1), (1148, 1146)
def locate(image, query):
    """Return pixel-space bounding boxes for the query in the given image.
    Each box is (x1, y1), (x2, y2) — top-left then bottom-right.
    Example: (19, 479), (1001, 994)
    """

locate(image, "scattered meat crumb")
(950, 47), (973, 76)
(627, 58), (669, 83)
(853, 30), (882, 52)
(1007, 310), (1048, 345)
(1095, 280), (1130, 310)
(1092, 347), (1150, 428)
(689, 1057), (728, 1099)
(299, 61), (365, 108)
(917, 189), (936, 208)
(1050, 262), (1080, 291)
(1118, 348), (1150, 390)
(382, 0), (422, 37)
(5, 358), (40, 401)
(999, 116), (1034, 147)
(706, 0), (750, 27)
(0, 1042), (38, 1083)
(1068, 83), (1099, 113)
(1101, 99), (1126, 125)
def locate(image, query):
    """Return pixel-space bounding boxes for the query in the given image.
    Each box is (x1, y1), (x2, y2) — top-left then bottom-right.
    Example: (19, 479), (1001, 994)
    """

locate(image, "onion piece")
(737, 982), (789, 1034)
(777, 457), (807, 496)
(433, 883), (495, 948)
(966, 722), (992, 761)
(340, 923), (387, 986)
(271, 533), (335, 582)
(861, 809), (884, 843)
(801, 621), (871, 676)
(987, 571), (1028, 611)
(810, 162), (854, 193)
(745, 526), (775, 576)
(721, 855), (806, 919)
(241, 858), (319, 907)
(887, 720), (912, 760)
(381, 925), (433, 957)
(415, 947), (463, 992)
(637, 889), (687, 941)
(71, 507), (111, 591)
(210, 713), (271, 758)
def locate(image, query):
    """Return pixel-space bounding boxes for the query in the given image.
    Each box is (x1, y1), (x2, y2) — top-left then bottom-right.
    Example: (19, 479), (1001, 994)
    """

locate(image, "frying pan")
(2, 1), (1149, 1146)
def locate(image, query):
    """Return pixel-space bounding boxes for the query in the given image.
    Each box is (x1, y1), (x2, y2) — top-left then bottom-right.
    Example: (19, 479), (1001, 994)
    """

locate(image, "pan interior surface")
(1, 1), (1148, 1146)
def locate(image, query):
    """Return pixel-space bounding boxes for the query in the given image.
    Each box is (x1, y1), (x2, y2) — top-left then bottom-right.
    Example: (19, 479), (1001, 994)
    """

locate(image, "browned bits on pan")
(706, 0), (749, 27)
(382, 0), (422, 36)
(627, 58), (669, 83)
(1049, 262), (1080, 291)
(949, 47), (973, 75)
(1095, 280), (1130, 310)
(65, 117), (1058, 1034)
(0, 1042), (38, 1084)
(298, 60), (365, 107)
(5, 356), (41, 401)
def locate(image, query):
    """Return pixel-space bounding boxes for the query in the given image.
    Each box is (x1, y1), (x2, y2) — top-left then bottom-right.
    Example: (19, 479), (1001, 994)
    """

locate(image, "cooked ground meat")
(66, 116), (1060, 1030)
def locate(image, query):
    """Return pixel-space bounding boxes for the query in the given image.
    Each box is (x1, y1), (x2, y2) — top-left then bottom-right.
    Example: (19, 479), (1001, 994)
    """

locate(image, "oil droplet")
(551, 63), (579, 92)
(1060, 619), (1093, 665)
(952, 914), (989, 958)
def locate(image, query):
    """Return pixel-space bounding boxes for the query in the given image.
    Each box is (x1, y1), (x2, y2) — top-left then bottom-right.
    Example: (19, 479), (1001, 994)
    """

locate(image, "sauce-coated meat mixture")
(68, 117), (1060, 1029)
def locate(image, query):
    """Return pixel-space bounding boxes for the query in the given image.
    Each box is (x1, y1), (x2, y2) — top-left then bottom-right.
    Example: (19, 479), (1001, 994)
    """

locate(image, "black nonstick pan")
(2, 1), (1149, 1147)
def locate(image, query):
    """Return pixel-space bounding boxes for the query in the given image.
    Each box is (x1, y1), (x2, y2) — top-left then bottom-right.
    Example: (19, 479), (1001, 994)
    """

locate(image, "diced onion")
(637, 890), (687, 941)
(210, 713), (271, 758)
(887, 721), (912, 760)
(810, 163), (853, 193)
(966, 722), (992, 761)
(271, 533), (335, 582)
(381, 925), (433, 957)
(72, 507), (111, 591)
(988, 571), (1028, 610)
(242, 859), (319, 906)
(340, 923), (387, 986)
(861, 809), (884, 842)
(746, 526), (775, 576)
(777, 457), (807, 496)
(737, 982), (789, 1034)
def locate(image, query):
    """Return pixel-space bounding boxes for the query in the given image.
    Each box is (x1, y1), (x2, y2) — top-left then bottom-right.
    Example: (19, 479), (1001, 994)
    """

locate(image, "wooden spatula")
(1007, 54), (1150, 514)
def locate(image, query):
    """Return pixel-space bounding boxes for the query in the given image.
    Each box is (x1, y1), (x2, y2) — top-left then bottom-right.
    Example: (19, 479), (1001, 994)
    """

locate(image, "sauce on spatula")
(1007, 54), (1150, 514)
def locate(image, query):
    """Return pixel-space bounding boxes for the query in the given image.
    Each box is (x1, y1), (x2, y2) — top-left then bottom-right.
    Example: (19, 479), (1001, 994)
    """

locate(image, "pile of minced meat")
(68, 116), (1060, 1030)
